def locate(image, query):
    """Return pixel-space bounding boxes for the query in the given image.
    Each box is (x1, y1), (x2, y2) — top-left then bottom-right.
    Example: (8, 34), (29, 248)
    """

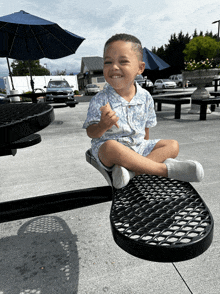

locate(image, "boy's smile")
(103, 40), (145, 101)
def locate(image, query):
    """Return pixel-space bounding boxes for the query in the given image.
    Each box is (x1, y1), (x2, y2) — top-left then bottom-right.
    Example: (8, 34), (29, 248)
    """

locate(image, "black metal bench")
(192, 97), (220, 120)
(86, 149), (214, 263)
(153, 97), (190, 119)
(209, 91), (220, 97)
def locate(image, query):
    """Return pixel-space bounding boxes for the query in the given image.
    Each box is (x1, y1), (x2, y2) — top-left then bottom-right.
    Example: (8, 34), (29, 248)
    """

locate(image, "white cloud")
(1, 0), (220, 74)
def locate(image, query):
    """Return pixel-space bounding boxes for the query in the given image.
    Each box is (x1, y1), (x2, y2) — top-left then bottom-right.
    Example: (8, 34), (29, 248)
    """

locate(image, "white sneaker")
(112, 165), (135, 189)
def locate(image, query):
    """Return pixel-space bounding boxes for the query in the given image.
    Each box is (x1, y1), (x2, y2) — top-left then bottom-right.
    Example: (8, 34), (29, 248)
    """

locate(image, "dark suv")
(45, 79), (75, 103)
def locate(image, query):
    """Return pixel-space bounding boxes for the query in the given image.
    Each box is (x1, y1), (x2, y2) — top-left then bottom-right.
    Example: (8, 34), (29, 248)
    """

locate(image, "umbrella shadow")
(0, 216), (79, 294)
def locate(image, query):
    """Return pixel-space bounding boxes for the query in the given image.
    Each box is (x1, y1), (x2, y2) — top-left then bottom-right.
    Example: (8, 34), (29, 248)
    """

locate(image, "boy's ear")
(138, 61), (145, 74)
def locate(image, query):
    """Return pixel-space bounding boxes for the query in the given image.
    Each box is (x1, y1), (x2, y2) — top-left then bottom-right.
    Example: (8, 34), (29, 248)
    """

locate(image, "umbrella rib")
(42, 25), (76, 55)
(29, 24), (76, 58)
(8, 24), (19, 58)
(29, 25), (46, 57)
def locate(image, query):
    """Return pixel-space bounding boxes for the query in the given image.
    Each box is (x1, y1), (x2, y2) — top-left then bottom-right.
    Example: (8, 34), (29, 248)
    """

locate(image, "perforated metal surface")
(0, 103), (54, 147)
(0, 103), (52, 125)
(110, 174), (214, 262)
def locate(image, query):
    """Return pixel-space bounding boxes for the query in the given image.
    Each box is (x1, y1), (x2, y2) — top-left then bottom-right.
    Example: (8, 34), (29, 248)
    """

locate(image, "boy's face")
(103, 41), (145, 95)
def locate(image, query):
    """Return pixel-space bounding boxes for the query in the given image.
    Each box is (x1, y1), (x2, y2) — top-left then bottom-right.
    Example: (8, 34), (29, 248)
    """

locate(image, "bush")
(20, 91), (32, 102)
(74, 90), (80, 95)
(0, 89), (6, 94)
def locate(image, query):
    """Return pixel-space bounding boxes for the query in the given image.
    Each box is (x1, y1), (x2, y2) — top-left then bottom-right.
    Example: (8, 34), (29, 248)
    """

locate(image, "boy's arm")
(144, 128), (149, 140)
(87, 103), (119, 138)
(86, 123), (108, 139)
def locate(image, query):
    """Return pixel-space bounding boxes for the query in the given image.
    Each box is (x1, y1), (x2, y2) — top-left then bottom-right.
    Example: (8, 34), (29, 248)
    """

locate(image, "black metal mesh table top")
(0, 103), (54, 147)
(86, 148), (214, 263)
(110, 174), (214, 262)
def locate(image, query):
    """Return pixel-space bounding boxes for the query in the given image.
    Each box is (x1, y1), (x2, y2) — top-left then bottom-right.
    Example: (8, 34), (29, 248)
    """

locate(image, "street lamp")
(212, 20), (220, 92)
(212, 20), (220, 41)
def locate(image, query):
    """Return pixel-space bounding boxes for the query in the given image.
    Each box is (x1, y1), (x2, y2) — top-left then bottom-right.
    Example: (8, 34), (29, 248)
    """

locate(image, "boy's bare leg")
(99, 139), (204, 188)
(146, 139), (179, 163)
(98, 140), (168, 177)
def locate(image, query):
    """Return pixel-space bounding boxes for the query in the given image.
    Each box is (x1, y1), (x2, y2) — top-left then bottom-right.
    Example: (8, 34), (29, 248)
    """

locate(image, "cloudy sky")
(1, 0), (220, 75)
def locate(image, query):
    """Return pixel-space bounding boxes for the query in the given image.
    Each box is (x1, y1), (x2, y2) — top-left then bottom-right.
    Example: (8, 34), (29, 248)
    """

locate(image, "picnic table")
(192, 97), (220, 120)
(0, 103), (54, 156)
(152, 91), (193, 119)
(0, 102), (214, 264)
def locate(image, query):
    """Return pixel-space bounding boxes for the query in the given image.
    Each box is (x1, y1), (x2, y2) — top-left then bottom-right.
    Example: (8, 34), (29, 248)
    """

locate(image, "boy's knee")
(99, 140), (120, 167)
(170, 140), (179, 157)
(101, 139), (118, 151)
(99, 140), (118, 159)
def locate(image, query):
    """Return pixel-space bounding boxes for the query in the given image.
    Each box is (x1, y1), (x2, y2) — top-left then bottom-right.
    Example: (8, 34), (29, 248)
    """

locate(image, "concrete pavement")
(1, 96), (220, 293)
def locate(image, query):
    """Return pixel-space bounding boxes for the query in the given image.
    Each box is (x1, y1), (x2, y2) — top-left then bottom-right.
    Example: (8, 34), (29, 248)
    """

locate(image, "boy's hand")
(100, 102), (119, 129)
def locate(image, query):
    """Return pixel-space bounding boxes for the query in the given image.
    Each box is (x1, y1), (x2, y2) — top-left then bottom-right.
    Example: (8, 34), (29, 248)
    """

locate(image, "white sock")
(164, 158), (204, 182)
(112, 165), (135, 189)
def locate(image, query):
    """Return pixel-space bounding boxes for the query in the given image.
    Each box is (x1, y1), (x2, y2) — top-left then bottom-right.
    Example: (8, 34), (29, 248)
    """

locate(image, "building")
(77, 56), (106, 90)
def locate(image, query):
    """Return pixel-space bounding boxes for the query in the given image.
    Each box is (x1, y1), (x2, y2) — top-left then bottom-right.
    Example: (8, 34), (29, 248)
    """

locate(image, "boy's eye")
(104, 61), (111, 65)
(120, 60), (129, 64)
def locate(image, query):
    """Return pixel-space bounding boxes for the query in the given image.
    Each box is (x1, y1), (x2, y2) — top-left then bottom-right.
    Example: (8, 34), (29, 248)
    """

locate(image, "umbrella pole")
(28, 60), (35, 93)
(7, 58), (15, 90)
(28, 60), (37, 103)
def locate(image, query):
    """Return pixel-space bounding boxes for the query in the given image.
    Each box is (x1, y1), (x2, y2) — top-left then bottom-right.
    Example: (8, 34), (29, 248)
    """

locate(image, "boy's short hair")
(104, 33), (143, 61)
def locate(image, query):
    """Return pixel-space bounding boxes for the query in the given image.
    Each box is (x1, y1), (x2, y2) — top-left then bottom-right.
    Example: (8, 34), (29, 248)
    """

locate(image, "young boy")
(83, 33), (204, 189)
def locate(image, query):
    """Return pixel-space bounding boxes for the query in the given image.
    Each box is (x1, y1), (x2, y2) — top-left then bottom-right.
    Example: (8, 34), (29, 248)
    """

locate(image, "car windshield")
(48, 81), (70, 88)
(88, 84), (98, 88)
(163, 79), (172, 82)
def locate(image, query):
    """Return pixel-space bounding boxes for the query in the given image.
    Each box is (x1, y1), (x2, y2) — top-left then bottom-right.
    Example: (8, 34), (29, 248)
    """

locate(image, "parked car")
(169, 74), (183, 87)
(169, 74), (192, 87)
(145, 79), (154, 87)
(142, 78), (154, 94)
(85, 84), (100, 95)
(45, 79), (75, 103)
(135, 74), (145, 87)
(154, 79), (177, 89)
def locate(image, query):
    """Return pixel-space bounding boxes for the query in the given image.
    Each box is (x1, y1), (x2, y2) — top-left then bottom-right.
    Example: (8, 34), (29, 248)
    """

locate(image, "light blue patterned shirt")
(83, 82), (158, 163)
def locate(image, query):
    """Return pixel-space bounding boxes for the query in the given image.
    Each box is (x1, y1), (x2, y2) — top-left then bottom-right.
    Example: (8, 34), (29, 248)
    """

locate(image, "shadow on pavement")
(0, 216), (79, 294)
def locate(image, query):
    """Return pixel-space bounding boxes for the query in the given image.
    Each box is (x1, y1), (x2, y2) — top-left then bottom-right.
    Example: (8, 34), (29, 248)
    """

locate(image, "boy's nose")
(112, 63), (120, 70)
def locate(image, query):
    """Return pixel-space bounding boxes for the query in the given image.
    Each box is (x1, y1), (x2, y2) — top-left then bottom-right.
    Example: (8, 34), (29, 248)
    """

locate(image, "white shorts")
(91, 139), (161, 172)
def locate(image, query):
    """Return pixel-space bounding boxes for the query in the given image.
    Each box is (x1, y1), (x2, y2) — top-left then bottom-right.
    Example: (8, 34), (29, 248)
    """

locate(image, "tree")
(11, 60), (50, 76)
(183, 36), (220, 62)
(163, 32), (191, 72)
(145, 31), (191, 82)
(146, 30), (220, 82)
(54, 69), (66, 75)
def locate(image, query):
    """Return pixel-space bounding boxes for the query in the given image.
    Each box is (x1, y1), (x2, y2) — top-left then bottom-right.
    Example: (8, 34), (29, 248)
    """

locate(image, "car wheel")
(162, 85), (165, 89)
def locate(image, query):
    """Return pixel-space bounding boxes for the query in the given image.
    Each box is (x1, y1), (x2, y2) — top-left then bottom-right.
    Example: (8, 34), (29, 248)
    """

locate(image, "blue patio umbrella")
(143, 47), (170, 70)
(0, 10), (85, 91)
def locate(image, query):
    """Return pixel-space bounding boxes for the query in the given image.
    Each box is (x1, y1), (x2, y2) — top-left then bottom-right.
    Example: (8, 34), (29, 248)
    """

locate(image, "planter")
(10, 90), (21, 102)
(182, 69), (220, 114)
